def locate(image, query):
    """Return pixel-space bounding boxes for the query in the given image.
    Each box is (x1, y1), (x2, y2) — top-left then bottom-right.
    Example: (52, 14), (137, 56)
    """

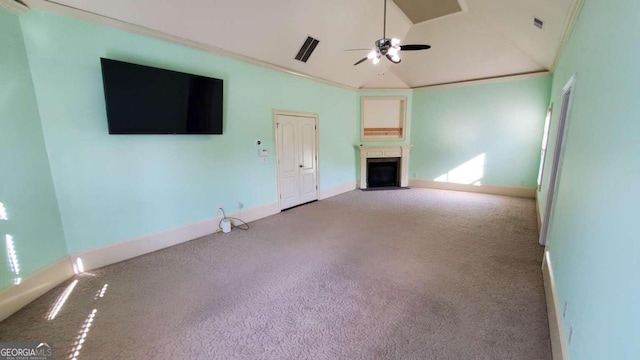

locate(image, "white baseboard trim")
(0, 256), (74, 321)
(542, 250), (568, 360)
(230, 201), (280, 224)
(0, 202), (280, 321)
(72, 201), (280, 273)
(536, 194), (543, 235)
(409, 178), (536, 198)
(319, 181), (357, 200)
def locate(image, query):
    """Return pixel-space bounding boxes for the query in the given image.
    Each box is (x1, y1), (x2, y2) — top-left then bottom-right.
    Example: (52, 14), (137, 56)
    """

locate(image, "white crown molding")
(359, 71), (550, 92)
(357, 87), (412, 92)
(22, 0), (357, 91)
(550, 0), (586, 72)
(21, 1), (552, 93)
(411, 71), (551, 91)
(0, 0), (29, 14)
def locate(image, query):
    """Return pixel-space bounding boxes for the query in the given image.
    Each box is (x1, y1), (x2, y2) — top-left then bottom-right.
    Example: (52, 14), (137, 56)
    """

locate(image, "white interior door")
(276, 113), (318, 210)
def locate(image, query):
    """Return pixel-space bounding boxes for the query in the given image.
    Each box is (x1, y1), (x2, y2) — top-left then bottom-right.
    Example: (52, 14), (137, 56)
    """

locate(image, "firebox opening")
(367, 157), (401, 188)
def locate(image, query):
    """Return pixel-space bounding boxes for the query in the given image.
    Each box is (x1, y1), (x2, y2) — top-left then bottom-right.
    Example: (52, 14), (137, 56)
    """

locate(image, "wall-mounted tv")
(100, 58), (223, 134)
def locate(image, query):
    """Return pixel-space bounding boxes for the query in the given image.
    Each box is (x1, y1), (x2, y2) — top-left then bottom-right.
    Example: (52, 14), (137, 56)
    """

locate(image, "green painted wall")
(410, 76), (551, 187)
(0, 9), (67, 289)
(540, 0), (640, 358)
(19, 10), (358, 254)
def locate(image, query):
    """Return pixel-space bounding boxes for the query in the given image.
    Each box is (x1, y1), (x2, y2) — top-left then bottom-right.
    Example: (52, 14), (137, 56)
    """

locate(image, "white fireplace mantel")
(356, 145), (411, 189)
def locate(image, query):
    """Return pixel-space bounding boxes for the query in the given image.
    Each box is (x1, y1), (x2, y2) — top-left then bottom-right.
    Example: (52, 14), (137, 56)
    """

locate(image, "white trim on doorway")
(273, 110), (320, 210)
(539, 75), (576, 245)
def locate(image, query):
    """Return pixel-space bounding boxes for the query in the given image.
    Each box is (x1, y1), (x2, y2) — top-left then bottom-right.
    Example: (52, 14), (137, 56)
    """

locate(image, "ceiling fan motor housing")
(376, 38), (393, 55)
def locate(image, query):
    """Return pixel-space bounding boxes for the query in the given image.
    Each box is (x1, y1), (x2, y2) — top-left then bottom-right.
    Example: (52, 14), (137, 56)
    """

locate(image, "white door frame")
(540, 75), (576, 246)
(273, 110), (320, 210)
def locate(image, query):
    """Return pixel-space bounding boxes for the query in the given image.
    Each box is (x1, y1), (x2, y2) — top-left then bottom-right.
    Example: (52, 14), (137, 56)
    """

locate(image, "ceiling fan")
(351, 0), (431, 66)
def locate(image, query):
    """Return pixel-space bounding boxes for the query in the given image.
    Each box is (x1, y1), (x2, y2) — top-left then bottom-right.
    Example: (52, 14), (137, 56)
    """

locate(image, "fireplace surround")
(356, 145), (411, 189)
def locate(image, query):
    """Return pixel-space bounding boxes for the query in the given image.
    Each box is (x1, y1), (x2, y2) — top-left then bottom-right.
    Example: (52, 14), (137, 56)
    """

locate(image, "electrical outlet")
(563, 301), (568, 319)
(238, 202), (243, 209)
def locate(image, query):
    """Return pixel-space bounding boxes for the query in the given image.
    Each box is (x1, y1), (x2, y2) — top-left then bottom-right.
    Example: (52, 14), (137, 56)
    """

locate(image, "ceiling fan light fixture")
(350, 0), (430, 66)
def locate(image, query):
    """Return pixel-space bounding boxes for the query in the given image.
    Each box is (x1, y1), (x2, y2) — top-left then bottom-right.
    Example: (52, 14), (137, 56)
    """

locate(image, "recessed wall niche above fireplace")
(356, 145), (411, 189)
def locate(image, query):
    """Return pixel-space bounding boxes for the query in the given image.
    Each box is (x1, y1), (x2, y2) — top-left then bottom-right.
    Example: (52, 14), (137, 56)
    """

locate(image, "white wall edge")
(542, 250), (568, 360)
(21, 0), (356, 91)
(319, 181), (356, 200)
(536, 193), (543, 235)
(0, 256), (74, 321)
(550, 0), (586, 71)
(0, 0), (29, 14)
(409, 178), (536, 198)
(71, 201), (280, 272)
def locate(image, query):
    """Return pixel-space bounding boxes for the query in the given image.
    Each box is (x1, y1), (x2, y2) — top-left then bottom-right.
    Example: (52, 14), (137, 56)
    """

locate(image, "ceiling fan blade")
(385, 54), (401, 64)
(400, 44), (431, 51)
(354, 57), (369, 66)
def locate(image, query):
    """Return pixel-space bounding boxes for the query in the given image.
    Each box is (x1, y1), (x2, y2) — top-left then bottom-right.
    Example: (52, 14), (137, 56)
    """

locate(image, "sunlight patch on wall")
(434, 154), (485, 185)
(73, 258), (85, 274)
(0, 202), (7, 220)
(5, 234), (21, 285)
(6, 234), (20, 276)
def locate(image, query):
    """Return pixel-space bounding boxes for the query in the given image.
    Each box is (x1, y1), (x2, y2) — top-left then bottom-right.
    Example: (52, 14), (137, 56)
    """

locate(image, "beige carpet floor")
(0, 188), (551, 359)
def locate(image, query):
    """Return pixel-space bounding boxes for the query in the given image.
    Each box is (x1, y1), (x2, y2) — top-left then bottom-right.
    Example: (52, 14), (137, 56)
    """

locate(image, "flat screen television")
(100, 58), (223, 134)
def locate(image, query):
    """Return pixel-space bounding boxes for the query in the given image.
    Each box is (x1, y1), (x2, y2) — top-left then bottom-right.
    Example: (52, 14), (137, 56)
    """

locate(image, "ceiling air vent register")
(295, 36), (320, 63)
(534, 17), (545, 30)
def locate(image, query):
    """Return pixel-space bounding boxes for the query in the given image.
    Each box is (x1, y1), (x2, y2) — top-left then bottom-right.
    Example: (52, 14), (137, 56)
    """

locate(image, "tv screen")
(100, 58), (223, 134)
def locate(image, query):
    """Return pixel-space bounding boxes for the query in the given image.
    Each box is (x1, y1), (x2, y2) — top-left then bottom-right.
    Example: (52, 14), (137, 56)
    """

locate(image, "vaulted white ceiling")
(25, 0), (578, 89)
